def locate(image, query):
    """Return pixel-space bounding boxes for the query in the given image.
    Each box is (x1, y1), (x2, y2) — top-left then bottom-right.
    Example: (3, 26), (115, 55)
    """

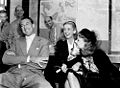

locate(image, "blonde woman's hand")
(61, 63), (68, 73)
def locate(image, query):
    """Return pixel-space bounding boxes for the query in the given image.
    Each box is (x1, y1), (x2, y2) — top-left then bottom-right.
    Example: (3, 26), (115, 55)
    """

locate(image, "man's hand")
(30, 56), (48, 68)
(6, 51), (15, 56)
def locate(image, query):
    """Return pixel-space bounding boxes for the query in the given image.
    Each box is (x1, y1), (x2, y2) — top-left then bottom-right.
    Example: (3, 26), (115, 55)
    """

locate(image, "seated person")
(67, 28), (120, 88)
(46, 21), (79, 88)
(0, 10), (11, 73)
(0, 17), (52, 88)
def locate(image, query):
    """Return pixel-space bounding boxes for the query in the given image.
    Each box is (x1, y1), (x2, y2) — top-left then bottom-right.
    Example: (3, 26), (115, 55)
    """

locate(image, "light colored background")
(9, 0), (120, 53)
(10, 0), (22, 23)
(40, 0), (109, 40)
(111, 0), (120, 52)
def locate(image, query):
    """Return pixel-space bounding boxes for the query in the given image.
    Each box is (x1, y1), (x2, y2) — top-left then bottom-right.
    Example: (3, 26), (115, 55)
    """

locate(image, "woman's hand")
(61, 63), (68, 73)
(71, 42), (80, 56)
(72, 62), (81, 72)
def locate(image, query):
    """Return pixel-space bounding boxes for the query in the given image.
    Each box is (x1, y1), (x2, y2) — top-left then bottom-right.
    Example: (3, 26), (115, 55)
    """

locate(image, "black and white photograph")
(0, 0), (120, 88)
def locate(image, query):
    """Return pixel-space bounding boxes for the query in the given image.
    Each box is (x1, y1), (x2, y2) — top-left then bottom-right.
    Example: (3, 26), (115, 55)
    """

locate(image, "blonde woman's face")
(63, 24), (75, 39)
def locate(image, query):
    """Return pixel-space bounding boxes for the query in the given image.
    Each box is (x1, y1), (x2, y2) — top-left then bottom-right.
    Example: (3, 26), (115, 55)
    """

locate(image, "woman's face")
(75, 35), (87, 49)
(63, 24), (75, 39)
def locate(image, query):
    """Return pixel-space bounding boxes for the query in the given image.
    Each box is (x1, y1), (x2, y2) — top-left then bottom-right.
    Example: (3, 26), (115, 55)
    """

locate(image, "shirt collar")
(67, 39), (74, 46)
(67, 39), (75, 53)
(26, 33), (36, 40)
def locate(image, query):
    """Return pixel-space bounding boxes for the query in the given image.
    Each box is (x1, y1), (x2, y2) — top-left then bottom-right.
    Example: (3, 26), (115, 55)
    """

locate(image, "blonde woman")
(54, 21), (81, 88)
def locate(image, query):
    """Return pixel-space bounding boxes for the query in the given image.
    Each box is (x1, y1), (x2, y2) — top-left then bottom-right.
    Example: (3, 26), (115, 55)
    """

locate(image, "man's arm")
(2, 40), (27, 65)
(2, 50), (27, 65)
(30, 39), (49, 69)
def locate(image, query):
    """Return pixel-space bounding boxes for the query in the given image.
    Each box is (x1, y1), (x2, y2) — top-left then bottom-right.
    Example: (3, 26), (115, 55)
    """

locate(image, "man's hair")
(21, 16), (34, 24)
(49, 16), (53, 20)
(46, 16), (53, 20)
(44, 16), (53, 23)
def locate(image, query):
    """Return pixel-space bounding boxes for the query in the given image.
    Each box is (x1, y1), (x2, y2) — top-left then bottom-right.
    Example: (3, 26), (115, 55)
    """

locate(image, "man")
(0, 17), (52, 88)
(9, 5), (24, 47)
(0, 10), (11, 73)
(44, 16), (63, 55)
(44, 16), (62, 45)
(0, 10), (10, 49)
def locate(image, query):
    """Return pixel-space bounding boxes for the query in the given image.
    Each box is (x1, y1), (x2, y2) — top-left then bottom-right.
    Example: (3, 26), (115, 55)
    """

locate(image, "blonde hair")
(61, 21), (78, 41)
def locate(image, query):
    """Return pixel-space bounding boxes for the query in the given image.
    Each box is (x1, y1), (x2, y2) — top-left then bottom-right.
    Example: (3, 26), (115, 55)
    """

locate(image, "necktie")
(1, 23), (4, 32)
(50, 28), (56, 44)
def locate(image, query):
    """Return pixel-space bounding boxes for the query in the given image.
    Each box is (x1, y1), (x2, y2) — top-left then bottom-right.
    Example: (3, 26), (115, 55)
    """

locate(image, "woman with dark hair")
(71, 28), (120, 88)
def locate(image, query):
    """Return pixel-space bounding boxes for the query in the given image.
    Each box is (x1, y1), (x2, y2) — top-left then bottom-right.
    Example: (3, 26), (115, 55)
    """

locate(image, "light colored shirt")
(26, 34), (36, 53)
(82, 56), (99, 73)
(54, 27), (57, 43)
(67, 39), (74, 54)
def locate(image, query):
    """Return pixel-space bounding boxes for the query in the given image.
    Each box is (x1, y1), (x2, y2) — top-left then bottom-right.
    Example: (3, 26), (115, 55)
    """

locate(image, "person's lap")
(0, 67), (52, 88)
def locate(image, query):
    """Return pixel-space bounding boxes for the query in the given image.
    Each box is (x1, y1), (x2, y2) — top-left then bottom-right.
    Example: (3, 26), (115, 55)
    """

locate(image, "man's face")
(21, 18), (34, 36)
(0, 12), (7, 23)
(15, 6), (24, 18)
(45, 17), (53, 29)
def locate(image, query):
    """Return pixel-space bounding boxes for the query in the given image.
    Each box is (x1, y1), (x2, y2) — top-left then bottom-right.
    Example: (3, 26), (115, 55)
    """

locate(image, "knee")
(32, 82), (53, 88)
(0, 74), (2, 84)
(67, 72), (74, 79)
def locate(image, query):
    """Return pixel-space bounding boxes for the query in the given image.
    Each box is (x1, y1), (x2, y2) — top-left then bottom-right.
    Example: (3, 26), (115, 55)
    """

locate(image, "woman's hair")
(78, 28), (99, 56)
(61, 21), (77, 40)
(63, 21), (77, 30)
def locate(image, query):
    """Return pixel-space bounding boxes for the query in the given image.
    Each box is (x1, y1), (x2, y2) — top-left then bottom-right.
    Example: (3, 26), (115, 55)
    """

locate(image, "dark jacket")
(52, 39), (82, 83)
(91, 49), (119, 78)
(81, 49), (120, 88)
